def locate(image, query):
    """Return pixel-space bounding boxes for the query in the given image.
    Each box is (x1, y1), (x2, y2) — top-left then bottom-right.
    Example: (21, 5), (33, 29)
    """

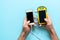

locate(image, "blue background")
(0, 0), (60, 40)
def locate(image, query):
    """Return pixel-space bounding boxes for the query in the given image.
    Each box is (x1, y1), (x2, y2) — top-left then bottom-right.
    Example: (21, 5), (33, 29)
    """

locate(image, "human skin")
(18, 17), (35, 40)
(43, 15), (58, 40)
(18, 15), (58, 40)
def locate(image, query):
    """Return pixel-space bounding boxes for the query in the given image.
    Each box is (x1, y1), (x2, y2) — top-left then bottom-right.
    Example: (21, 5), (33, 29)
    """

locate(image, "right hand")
(44, 15), (53, 31)
(44, 15), (58, 40)
(40, 15), (53, 31)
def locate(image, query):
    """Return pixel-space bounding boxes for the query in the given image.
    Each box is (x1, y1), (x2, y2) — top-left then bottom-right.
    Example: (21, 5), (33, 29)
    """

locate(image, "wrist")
(46, 24), (55, 34)
(48, 24), (53, 31)
(49, 28), (58, 40)
(21, 31), (27, 37)
(18, 31), (27, 40)
(49, 28), (56, 36)
(50, 28), (55, 34)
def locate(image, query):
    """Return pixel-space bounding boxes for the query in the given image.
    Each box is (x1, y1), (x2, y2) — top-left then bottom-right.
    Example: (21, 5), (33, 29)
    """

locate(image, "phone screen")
(26, 12), (34, 23)
(39, 10), (46, 23)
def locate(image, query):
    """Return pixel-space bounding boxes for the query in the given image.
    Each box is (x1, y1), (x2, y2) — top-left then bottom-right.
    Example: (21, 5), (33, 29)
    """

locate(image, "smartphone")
(38, 10), (46, 24)
(37, 6), (47, 24)
(26, 10), (34, 25)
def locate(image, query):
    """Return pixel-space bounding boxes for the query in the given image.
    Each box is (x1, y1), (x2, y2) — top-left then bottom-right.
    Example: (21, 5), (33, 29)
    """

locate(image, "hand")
(22, 17), (36, 34)
(39, 15), (53, 31)
(18, 17), (35, 40)
(44, 15), (53, 31)
(39, 15), (58, 40)
(22, 17), (31, 34)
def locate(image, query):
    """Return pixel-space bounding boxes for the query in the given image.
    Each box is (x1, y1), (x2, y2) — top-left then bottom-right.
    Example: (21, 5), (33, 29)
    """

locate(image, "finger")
(27, 21), (30, 24)
(39, 24), (42, 27)
(44, 18), (48, 23)
(33, 23), (36, 26)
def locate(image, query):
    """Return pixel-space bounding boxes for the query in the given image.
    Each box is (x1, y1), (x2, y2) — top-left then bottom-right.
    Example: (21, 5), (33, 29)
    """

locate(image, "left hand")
(22, 17), (36, 34)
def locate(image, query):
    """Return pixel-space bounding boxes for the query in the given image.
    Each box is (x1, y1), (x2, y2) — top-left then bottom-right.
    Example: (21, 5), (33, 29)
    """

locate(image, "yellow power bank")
(37, 6), (48, 25)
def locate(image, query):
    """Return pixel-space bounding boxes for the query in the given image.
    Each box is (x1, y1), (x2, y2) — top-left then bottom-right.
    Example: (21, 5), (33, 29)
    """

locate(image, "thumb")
(44, 18), (48, 23)
(27, 21), (30, 24)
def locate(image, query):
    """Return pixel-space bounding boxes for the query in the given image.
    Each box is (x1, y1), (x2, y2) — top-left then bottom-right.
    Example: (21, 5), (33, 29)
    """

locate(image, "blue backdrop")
(0, 0), (60, 40)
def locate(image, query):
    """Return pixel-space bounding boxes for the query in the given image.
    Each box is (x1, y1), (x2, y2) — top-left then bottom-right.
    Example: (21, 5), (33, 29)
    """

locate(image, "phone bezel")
(26, 10), (34, 25)
(37, 7), (47, 24)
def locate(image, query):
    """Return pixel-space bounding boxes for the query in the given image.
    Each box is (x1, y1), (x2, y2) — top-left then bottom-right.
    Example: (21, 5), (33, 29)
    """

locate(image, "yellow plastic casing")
(37, 6), (48, 25)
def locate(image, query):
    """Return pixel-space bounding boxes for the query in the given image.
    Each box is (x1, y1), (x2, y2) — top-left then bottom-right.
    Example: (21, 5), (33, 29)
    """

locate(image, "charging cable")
(30, 25), (41, 40)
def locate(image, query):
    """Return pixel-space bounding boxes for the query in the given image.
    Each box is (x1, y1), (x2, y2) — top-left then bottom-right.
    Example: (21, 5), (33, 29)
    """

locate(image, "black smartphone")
(38, 10), (46, 24)
(26, 10), (34, 25)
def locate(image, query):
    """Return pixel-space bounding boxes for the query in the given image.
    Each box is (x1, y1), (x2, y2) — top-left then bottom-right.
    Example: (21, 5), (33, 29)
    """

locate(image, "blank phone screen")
(39, 10), (46, 23)
(26, 12), (34, 23)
